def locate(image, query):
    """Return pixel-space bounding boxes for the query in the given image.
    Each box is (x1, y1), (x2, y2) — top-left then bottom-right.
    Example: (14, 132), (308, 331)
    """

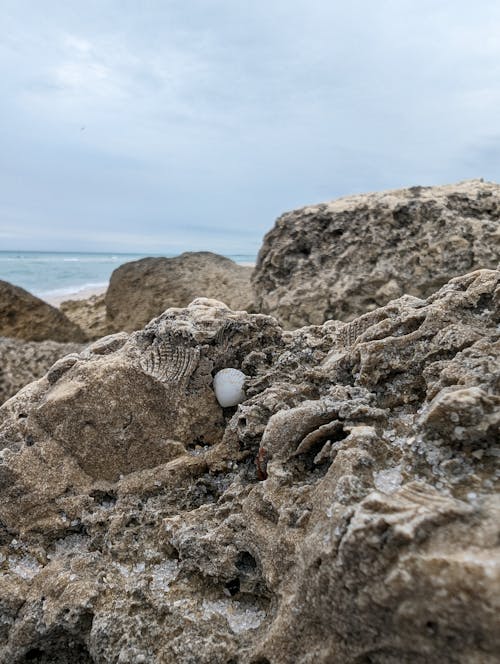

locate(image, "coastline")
(42, 284), (108, 307)
(41, 260), (256, 308)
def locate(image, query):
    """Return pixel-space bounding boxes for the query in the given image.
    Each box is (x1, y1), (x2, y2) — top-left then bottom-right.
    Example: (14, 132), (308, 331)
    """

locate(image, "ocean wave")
(0, 253), (146, 264)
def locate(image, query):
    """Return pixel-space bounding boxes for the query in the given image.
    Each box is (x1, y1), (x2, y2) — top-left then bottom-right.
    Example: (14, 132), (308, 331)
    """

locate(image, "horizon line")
(0, 249), (258, 256)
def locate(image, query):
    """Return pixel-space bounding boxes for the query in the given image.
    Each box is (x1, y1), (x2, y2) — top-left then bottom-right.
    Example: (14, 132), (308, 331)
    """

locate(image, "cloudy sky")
(1, 1), (500, 254)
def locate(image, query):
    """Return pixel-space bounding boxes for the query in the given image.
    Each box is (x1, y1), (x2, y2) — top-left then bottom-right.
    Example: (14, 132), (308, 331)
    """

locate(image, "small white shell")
(213, 368), (246, 408)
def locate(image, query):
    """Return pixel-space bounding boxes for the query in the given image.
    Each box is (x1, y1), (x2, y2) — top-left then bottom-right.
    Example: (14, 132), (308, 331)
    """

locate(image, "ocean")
(0, 251), (257, 300)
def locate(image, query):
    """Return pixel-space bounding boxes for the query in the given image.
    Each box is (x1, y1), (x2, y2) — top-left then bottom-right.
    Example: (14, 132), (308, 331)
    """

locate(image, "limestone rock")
(0, 280), (86, 342)
(60, 294), (112, 341)
(252, 179), (500, 328)
(105, 252), (255, 332)
(0, 338), (83, 405)
(0, 272), (498, 663)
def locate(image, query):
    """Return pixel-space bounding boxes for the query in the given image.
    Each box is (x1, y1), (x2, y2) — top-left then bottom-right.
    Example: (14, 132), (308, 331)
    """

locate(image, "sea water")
(0, 251), (257, 299)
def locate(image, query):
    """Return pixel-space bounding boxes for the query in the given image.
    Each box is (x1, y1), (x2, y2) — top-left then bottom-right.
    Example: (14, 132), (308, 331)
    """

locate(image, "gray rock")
(0, 272), (498, 663)
(252, 179), (500, 328)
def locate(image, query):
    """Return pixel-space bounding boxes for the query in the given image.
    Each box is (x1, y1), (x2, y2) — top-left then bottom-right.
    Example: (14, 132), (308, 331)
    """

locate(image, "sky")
(1, 0), (500, 254)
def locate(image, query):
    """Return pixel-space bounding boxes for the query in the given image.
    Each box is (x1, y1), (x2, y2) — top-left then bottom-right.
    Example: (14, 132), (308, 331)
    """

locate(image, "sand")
(43, 284), (108, 308)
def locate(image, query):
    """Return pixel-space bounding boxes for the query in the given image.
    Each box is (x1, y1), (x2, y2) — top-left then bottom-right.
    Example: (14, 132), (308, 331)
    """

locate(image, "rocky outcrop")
(0, 280), (86, 342)
(60, 294), (112, 341)
(0, 270), (498, 663)
(0, 338), (83, 405)
(253, 179), (500, 328)
(105, 252), (254, 332)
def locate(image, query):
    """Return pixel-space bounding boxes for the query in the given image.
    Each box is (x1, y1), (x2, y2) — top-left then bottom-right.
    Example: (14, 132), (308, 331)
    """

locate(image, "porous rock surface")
(105, 252), (254, 332)
(0, 338), (83, 405)
(0, 280), (86, 343)
(60, 294), (112, 341)
(253, 179), (500, 328)
(0, 270), (499, 663)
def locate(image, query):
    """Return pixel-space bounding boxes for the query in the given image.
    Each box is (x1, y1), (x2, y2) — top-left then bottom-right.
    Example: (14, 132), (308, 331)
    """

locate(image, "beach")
(43, 283), (108, 307)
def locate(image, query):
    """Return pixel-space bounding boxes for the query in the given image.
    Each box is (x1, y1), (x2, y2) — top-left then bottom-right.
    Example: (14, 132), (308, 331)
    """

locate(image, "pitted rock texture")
(0, 338), (83, 405)
(60, 294), (111, 341)
(105, 252), (254, 333)
(0, 280), (86, 343)
(252, 179), (500, 328)
(0, 272), (498, 664)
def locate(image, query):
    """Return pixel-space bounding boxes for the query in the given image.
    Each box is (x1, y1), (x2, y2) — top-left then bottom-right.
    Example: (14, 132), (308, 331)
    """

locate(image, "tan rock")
(60, 293), (112, 341)
(0, 279), (86, 342)
(105, 251), (255, 332)
(253, 179), (500, 328)
(0, 272), (498, 663)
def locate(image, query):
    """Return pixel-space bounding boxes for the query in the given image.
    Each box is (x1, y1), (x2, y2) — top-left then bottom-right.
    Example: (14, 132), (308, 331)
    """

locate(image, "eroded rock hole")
(392, 206), (412, 227)
(186, 474), (228, 508)
(391, 315), (426, 337)
(425, 620), (438, 635)
(125, 515), (140, 528)
(330, 228), (344, 237)
(0, 520), (15, 546)
(225, 577), (241, 596)
(17, 630), (93, 664)
(89, 489), (117, 508)
(188, 435), (206, 449)
(473, 292), (492, 313)
(236, 551), (257, 574)
(299, 422), (348, 469)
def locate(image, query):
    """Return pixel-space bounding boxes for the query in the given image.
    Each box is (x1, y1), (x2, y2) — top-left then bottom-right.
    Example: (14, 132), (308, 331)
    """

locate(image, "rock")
(105, 252), (255, 332)
(60, 294), (112, 341)
(0, 338), (83, 405)
(253, 179), (500, 328)
(0, 280), (86, 342)
(0, 271), (498, 663)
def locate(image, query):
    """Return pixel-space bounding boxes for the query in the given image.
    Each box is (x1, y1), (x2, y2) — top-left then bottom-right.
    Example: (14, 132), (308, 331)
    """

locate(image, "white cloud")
(0, 0), (499, 252)
(49, 34), (138, 103)
(63, 34), (93, 54)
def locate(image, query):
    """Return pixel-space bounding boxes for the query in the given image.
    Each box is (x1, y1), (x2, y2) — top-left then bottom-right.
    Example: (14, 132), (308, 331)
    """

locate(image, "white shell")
(213, 368), (246, 407)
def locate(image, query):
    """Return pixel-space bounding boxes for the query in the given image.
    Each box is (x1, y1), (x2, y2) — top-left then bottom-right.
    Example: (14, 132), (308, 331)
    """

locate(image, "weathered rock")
(105, 252), (254, 332)
(253, 179), (500, 328)
(0, 338), (83, 405)
(60, 294), (112, 341)
(0, 271), (498, 663)
(0, 280), (86, 342)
